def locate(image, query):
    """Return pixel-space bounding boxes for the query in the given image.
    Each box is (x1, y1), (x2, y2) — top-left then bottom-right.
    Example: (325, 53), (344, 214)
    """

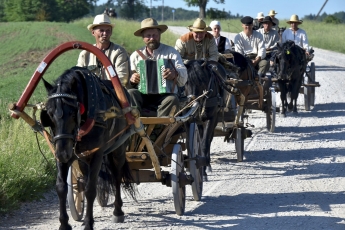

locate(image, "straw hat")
(268, 10), (278, 16)
(256, 12), (265, 19)
(87, 14), (115, 31)
(134, 18), (168, 36)
(188, 18), (211, 32)
(286, 14), (303, 24)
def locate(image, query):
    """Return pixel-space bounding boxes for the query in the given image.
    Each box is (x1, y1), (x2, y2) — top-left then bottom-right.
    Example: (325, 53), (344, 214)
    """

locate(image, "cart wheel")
(96, 160), (110, 207)
(304, 74), (311, 111)
(266, 87), (276, 132)
(235, 127), (244, 162)
(67, 162), (85, 221)
(188, 123), (203, 201)
(310, 62), (316, 106)
(171, 144), (186, 216)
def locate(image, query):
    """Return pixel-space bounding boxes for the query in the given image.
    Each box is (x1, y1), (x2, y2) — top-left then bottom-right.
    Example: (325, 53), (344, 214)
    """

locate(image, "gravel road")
(2, 27), (345, 230)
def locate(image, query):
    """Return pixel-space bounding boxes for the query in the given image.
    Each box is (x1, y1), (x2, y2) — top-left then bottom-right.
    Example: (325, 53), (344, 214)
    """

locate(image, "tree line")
(0, 0), (240, 23)
(304, 11), (345, 24)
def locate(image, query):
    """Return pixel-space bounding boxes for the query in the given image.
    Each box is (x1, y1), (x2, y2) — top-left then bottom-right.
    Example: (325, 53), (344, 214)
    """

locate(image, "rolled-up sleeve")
(76, 51), (87, 67)
(257, 33), (266, 59)
(208, 38), (219, 62)
(175, 39), (186, 60)
(234, 34), (245, 55)
(171, 51), (187, 87)
(112, 47), (130, 86)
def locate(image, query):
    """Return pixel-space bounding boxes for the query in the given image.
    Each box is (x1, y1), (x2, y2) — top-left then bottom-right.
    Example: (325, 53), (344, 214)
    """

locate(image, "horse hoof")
(59, 225), (72, 230)
(203, 175), (208, 181)
(112, 215), (125, 223)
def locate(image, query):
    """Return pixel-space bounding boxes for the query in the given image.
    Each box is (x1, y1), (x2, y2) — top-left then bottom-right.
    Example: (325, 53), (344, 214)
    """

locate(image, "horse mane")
(185, 60), (210, 96)
(226, 51), (248, 72)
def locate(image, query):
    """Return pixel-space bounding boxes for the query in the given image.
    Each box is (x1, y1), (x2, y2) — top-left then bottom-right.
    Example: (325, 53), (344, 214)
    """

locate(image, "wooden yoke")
(11, 41), (135, 125)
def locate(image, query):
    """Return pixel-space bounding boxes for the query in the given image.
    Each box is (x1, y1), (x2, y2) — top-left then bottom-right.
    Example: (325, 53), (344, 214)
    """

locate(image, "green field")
(0, 17), (344, 214)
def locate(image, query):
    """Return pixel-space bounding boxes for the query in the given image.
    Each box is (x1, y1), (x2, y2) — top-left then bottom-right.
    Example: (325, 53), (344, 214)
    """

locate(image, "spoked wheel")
(188, 123), (203, 201)
(96, 159), (110, 207)
(67, 161), (85, 221)
(304, 62), (315, 111)
(266, 87), (276, 132)
(310, 62), (316, 106)
(235, 127), (244, 162)
(171, 144), (186, 216)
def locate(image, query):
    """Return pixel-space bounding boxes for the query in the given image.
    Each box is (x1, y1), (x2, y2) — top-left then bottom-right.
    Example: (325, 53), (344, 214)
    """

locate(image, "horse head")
(277, 41), (297, 80)
(41, 69), (85, 163)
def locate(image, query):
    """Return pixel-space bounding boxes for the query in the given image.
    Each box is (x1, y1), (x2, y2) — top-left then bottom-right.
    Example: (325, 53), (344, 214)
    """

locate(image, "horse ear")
(42, 78), (53, 93)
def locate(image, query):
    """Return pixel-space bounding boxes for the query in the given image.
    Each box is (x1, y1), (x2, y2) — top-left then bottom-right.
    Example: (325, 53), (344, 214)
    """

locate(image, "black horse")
(41, 67), (135, 229)
(184, 60), (229, 181)
(275, 41), (307, 116)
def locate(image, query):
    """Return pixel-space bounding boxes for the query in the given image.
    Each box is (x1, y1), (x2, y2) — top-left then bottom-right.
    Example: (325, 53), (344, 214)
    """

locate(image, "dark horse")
(275, 41), (307, 116)
(184, 60), (229, 181)
(41, 67), (135, 229)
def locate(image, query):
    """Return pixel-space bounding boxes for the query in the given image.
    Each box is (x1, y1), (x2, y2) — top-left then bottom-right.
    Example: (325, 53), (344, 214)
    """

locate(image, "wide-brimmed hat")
(134, 18), (168, 36)
(262, 16), (276, 26)
(268, 10), (278, 16)
(287, 14), (303, 24)
(188, 18), (211, 32)
(87, 14), (115, 31)
(256, 12), (265, 19)
(209, 20), (221, 30)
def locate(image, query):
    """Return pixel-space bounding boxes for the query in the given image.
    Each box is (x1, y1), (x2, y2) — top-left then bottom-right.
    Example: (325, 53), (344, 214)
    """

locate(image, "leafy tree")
(323, 15), (342, 24)
(206, 7), (230, 19)
(182, 0), (225, 19)
(3, 0), (93, 22)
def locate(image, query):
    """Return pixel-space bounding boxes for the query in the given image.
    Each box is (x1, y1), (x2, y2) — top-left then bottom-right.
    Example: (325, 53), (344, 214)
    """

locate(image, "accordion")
(137, 59), (174, 94)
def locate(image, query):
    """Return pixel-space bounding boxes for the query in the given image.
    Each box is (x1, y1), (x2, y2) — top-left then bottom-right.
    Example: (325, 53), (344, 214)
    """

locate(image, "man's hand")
(130, 72), (140, 84)
(252, 56), (261, 66)
(163, 68), (177, 80)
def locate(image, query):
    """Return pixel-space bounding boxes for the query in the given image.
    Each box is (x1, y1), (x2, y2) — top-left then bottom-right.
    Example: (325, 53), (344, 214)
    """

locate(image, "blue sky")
(97, 0), (344, 19)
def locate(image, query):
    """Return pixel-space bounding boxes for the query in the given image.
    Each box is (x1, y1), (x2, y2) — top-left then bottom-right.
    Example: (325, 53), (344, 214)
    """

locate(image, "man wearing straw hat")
(282, 14), (310, 55)
(253, 12), (264, 30)
(234, 16), (268, 77)
(175, 18), (219, 62)
(77, 14), (130, 87)
(128, 18), (187, 117)
(268, 10), (279, 30)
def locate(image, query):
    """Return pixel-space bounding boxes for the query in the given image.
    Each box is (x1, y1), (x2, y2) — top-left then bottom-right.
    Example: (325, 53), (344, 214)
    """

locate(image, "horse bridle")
(47, 84), (81, 143)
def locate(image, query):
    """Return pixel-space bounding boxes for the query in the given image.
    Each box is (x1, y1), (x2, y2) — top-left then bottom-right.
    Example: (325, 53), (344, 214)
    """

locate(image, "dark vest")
(217, 36), (226, 53)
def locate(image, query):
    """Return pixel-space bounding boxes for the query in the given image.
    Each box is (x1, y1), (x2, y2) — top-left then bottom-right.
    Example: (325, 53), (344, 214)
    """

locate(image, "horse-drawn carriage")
(267, 41), (320, 115)
(10, 41), (255, 228)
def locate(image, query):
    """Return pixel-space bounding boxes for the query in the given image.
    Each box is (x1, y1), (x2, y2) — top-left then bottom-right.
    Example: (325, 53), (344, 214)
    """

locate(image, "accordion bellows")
(137, 59), (174, 94)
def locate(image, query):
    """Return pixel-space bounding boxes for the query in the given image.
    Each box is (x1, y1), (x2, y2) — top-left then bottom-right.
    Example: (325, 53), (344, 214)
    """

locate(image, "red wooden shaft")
(12, 41), (135, 124)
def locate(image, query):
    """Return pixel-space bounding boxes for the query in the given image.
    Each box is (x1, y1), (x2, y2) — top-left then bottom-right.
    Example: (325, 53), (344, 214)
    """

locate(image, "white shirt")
(282, 28), (309, 51)
(258, 28), (280, 49)
(234, 30), (266, 59)
(214, 36), (232, 51)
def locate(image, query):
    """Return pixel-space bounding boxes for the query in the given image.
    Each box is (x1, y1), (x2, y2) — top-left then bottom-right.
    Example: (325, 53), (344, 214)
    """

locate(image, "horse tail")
(98, 150), (137, 202)
(120, 159), (137, 201)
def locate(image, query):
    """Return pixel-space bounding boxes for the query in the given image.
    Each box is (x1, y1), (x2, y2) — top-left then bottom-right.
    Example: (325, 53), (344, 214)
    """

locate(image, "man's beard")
(147, 40), (160, 50)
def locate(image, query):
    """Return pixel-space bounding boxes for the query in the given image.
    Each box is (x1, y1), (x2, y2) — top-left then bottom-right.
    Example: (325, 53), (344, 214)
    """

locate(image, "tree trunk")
(198, 0), (207, 19)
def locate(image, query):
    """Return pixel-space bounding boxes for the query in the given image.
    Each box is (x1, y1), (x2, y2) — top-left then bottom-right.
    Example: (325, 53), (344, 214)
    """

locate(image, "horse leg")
(110, 152), (126, 223)
(83, 154), (103, 230)
(278, 80), (287, 116)
(56, 162), (72, 230)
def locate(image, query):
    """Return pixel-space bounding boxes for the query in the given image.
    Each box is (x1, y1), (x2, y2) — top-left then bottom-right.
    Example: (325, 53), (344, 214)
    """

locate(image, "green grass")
(0, 17), (343, 215)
